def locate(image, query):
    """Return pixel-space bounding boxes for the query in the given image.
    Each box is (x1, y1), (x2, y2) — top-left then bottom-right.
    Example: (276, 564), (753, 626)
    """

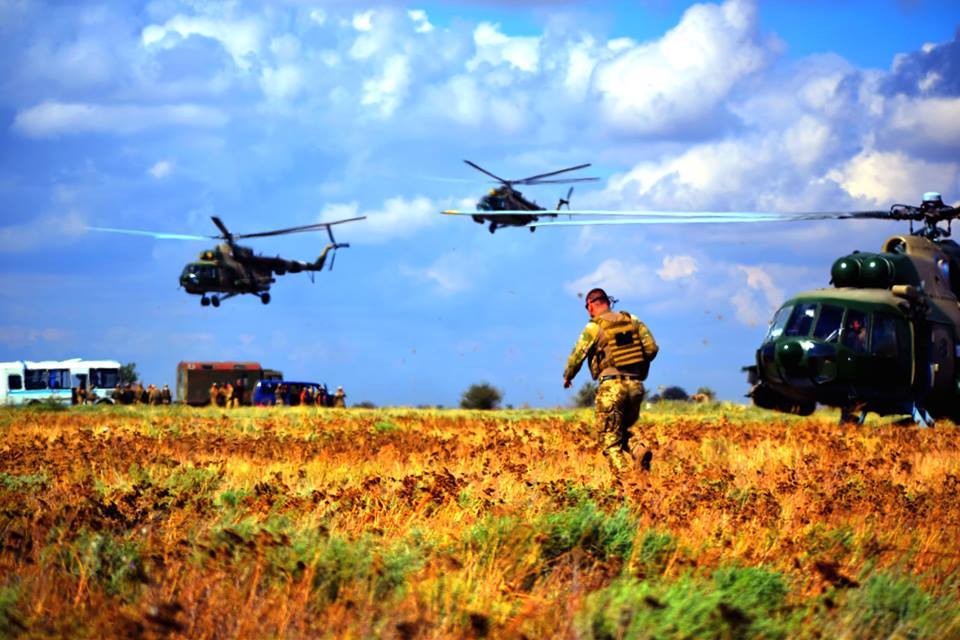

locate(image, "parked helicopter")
(88, 215), (365, 307)
(442, 160), (598, 233)
(742, 193), (960, 426)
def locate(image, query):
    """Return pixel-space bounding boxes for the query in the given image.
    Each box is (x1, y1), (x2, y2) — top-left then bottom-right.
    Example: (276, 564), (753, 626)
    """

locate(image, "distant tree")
(573, 381), (598, 408)
(661, 386), (689, 401)
(119, 362), (139, 385)
(696, 387), (717, 401)
(460, 383), (503, 410)
(355, 401), (376, 409)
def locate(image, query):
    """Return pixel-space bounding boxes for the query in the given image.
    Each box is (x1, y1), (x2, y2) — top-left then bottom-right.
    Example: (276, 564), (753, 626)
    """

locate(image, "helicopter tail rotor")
(557, 187), (574, 210)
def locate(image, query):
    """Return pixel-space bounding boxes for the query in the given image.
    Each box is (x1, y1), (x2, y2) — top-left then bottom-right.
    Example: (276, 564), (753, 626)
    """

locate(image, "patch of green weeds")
(0, 472), (49, 492)
(0, 584), (26, 637)
(62, 530), (148, 601)
(539, 500), (636, 563)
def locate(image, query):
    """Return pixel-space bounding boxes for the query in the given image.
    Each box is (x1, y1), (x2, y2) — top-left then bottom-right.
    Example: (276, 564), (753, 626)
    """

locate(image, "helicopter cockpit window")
(841, 310), (870, 352)
(871, 314), (898, 358)
(812, 304), (844, 342)
(763, 305), (793, 343)
(784, 303), (817, 338)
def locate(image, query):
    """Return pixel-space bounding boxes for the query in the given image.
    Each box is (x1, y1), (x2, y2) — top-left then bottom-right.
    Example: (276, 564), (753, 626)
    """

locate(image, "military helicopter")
(88, 215), (365, 307)
(743, 193), (960, 426)
(442, 160), (599, 233)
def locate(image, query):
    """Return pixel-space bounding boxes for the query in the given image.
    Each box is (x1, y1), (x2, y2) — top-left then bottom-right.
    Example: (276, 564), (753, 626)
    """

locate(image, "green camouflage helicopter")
(88, 215), (364, 307)
(744, 193), (959, 426)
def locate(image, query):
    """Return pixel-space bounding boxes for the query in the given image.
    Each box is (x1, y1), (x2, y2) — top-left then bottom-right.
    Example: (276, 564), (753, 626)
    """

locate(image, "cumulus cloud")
(12, 102), (228, 137)
(318, 195), (439, 242)
(148, 160), (173, 178)
(564, 258), (660, 299)
(657, 255), (698, 281)
(591, 0), (775, 136)
(142, 14), (263, 69)
(468, 22), (540, 72)
(828, 150), (959, 204)
(731, 265), (783, 326)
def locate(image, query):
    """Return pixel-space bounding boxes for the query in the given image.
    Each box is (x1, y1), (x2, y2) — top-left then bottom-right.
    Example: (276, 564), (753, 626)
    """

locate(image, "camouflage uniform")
(564, 310), (658, 474)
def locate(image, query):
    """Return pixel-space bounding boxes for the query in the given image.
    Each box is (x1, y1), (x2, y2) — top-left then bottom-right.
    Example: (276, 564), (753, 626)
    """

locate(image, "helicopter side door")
(868, 313), (912, 389)
(929, 323), (956, 396)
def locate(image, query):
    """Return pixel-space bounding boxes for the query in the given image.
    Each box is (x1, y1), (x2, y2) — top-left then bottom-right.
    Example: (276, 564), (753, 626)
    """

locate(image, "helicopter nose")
(776, 339), (805, 371)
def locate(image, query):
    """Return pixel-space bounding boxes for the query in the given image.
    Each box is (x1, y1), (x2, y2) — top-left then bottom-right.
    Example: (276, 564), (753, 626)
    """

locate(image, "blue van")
(253, 380), (331, 406)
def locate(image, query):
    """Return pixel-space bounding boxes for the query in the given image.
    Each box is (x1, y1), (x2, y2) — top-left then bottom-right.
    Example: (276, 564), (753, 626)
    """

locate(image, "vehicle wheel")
(211, 296), (220, 307)
(261, 293), (271, 305)
(201, 296), (210, 307)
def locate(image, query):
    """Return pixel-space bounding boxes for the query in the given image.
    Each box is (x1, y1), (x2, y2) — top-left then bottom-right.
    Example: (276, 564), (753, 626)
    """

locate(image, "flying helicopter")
(88, 215), (365, 307)
(442, 160), (599, 233)
(743, 193), (960, 426)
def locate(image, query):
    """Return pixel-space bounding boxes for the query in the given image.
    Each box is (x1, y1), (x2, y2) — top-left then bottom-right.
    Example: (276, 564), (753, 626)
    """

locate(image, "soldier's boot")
(639, 449), (653, 472)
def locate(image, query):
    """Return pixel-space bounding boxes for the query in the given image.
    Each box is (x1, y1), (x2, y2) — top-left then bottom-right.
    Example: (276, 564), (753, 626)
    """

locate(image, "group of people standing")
(209, 380), (247, 407)
(103, 382), (173, 405)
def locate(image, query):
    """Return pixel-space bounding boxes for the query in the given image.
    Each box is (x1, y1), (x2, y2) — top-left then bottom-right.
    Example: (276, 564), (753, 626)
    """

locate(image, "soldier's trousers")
(594, 378), (645, 474)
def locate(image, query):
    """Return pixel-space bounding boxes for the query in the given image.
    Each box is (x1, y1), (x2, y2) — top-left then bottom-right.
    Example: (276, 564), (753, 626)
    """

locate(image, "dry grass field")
(0, 403), (958, 639)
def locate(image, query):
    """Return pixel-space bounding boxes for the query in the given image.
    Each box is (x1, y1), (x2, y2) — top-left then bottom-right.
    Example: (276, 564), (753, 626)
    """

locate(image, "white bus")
(0, 359), (121, 406)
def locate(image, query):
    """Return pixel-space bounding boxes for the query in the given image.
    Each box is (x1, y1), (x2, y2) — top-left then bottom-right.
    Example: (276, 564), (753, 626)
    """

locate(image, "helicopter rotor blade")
(463, 160), (511, 185)
(86, 226), (214, 241)
(230, 216), (367, 240)
(512, 163), (592, 184)
(210, 216), (232, 239)
(514, 177), (601, 185)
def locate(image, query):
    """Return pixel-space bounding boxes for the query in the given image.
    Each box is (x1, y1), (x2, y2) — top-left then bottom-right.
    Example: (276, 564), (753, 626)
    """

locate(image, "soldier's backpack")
(593, 311), (659, 371)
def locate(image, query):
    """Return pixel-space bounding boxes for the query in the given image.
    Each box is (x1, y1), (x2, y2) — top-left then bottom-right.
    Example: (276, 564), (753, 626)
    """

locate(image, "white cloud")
(309, 9), (326, 26)
(352, 10), (374, 32)
(468, 23), (539, 73)
(591, 0), (772, 135)
(403, 251), (473, 294)
(564, 258), (659, 299)
(318, 196), (439, 242)
(260, 65), (303, 101)
(829, 150), (959, 204)
(408, 9), (433, 34)
(13, 101), (228, 137)
(361, 55), (410, 116)
(731, 265), (783, 326)
(141, 14), (263, 69)
(657, 255), (698, 281)
(148, 160), (172, 178)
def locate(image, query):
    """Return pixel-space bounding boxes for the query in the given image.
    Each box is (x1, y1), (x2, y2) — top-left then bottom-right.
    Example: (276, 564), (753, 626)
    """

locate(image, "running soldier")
(563, 288), (658, 475)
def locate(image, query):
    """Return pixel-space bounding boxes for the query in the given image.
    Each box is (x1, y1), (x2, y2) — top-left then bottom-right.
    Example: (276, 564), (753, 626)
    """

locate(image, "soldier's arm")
(563, 322), (599, 384)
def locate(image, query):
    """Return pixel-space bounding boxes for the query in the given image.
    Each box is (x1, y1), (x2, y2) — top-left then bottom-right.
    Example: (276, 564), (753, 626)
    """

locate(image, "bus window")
(8, 375), (21, 390)
(763, 305), (793, 343)
(91, 368), (119, 389)
(871, 315), (898, 358)
(813, 304), (843, 342)
(784, 303), (818, 337)
(841, 310), (869, 352)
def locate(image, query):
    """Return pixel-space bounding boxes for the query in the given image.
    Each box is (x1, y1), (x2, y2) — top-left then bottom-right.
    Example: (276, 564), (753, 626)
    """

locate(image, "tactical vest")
(588, 311), (658, 380)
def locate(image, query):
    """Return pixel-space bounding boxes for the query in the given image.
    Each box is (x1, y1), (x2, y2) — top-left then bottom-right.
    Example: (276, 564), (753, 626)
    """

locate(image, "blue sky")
(1, 0), (958, 406)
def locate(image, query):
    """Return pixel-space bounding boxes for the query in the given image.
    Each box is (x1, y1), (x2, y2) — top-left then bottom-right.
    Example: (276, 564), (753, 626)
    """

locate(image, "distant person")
(113, 383), (123, 404)
(563, 288), (658, 477)
(333, 386), (346, 408)
(223, 382), (234, 408)
(234, 379), (246, 407)
(209, 382), (220, 407)
(160, 384), (172, 405)
(148, 384), (160, 405)
(276, 383), (286, 407)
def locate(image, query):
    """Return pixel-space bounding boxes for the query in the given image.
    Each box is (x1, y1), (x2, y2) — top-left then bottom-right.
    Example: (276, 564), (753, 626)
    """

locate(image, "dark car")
(253, 380), (330, 406)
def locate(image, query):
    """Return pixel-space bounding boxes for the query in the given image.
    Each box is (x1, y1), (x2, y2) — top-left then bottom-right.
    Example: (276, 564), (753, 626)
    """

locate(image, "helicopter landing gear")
(260, 293), (271, 305)
(211, 296), (220, 307)
(839, 405), (866, 426)
(488, 222), (497, 234)
(911, 404), (935, 428)
(201, 296), (210, 307)
(529, 226), (536, 233)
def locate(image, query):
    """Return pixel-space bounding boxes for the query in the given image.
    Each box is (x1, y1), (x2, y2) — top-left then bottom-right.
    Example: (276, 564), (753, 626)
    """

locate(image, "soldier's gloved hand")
(563, 378), (572, 389)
